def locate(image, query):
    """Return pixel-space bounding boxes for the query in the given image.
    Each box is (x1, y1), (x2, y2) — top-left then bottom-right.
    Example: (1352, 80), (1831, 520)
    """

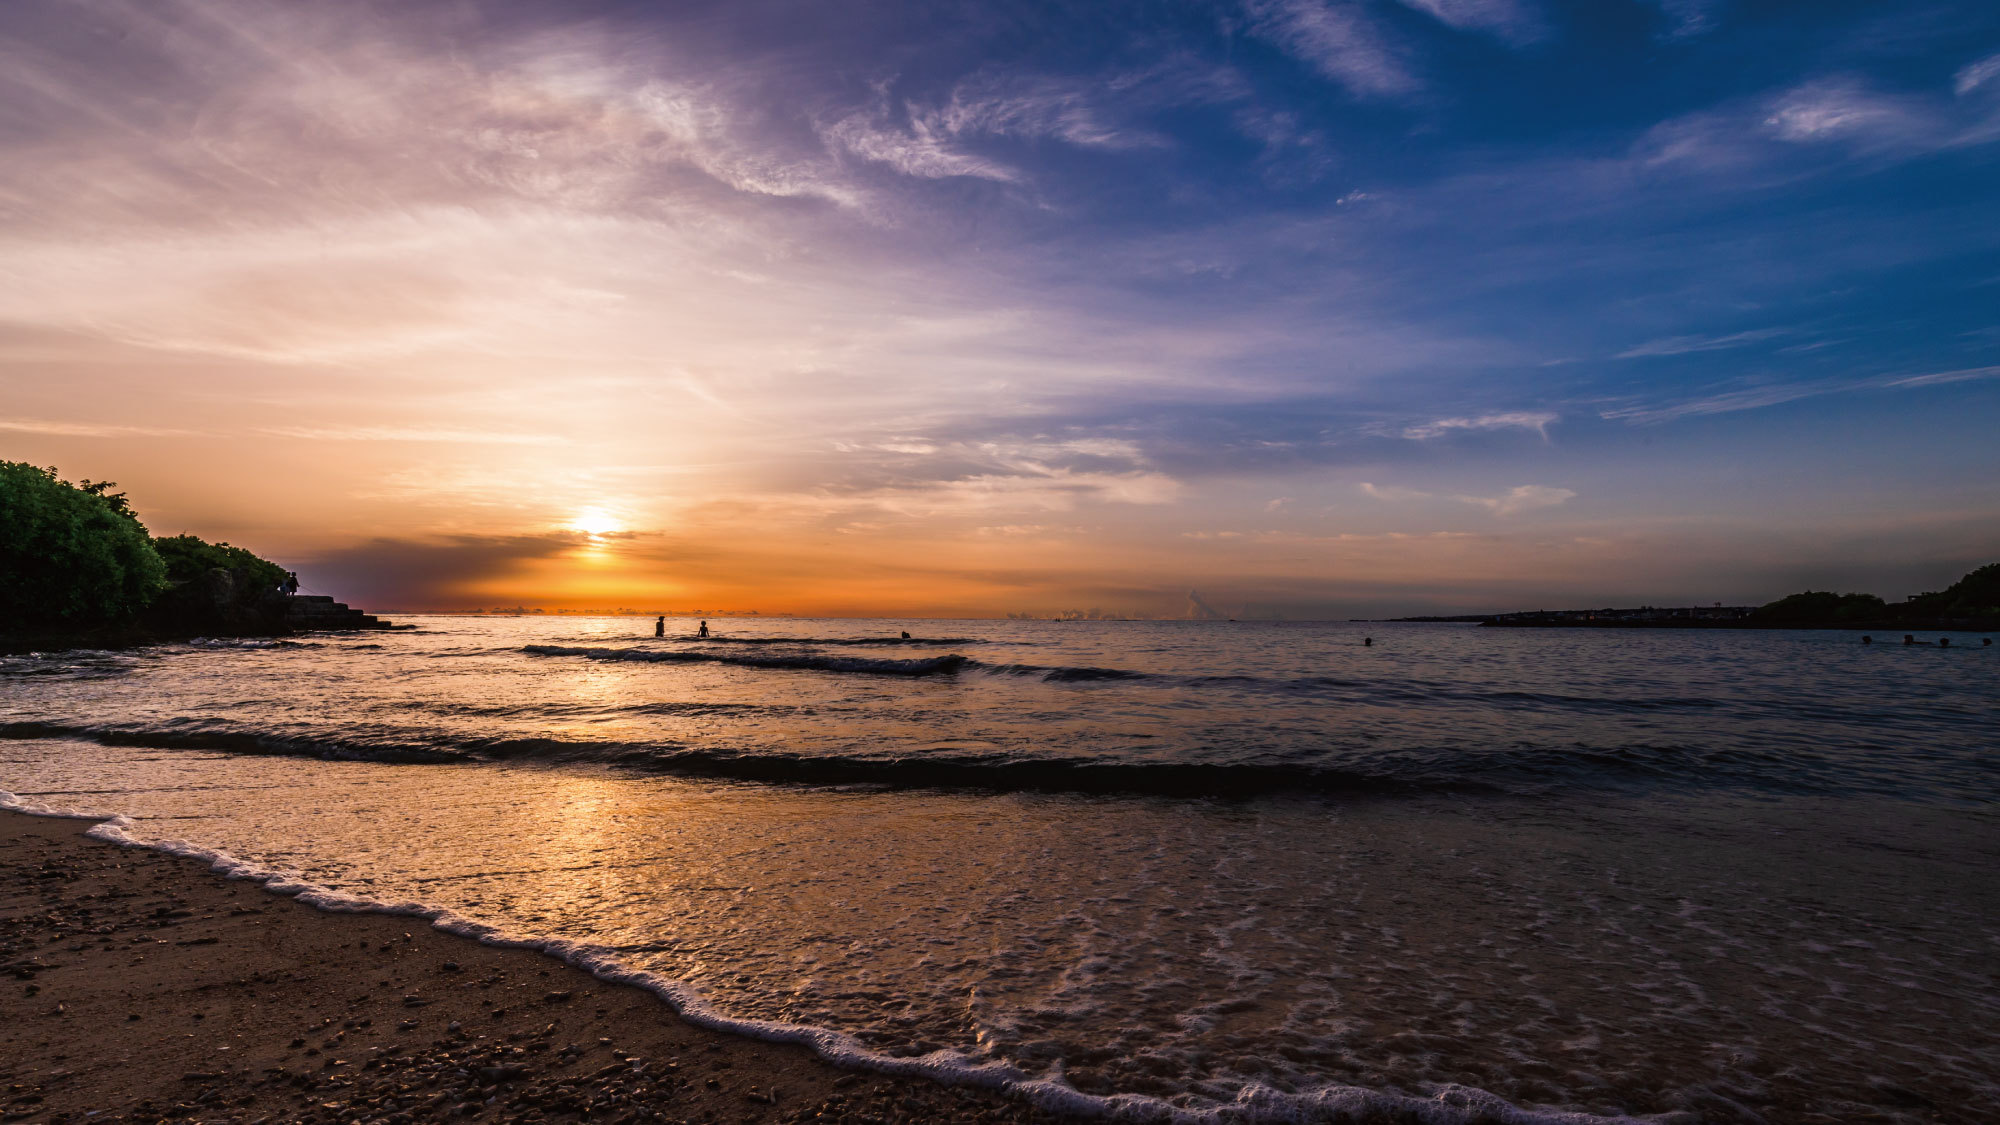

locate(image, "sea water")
(2, 618), (1996, 1122)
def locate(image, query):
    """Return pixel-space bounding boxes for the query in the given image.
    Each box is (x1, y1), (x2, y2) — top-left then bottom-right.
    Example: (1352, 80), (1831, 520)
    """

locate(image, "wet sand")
(0, 812), (1067, 1125)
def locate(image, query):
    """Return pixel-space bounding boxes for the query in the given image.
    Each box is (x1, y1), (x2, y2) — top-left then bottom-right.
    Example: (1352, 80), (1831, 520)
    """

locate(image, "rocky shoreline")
(0, 813), (1069, 1125)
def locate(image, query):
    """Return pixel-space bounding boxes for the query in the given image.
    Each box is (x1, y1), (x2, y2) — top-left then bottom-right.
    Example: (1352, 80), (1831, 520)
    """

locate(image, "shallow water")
(3, 618), (1996, 1122)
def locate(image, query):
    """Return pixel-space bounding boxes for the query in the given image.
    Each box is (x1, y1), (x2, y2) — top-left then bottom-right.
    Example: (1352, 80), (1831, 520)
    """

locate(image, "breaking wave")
(523, 644), (971, 677)
(0, 718), (1873, 800)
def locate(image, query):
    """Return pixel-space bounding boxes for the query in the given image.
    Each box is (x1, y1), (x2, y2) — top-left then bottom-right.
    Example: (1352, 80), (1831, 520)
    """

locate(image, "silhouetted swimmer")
(1985, 638), (1993, 646)
(901, 631), (911, 639)
(1861, 635), (1872, 644)
(1940, 637), (1951, 648)
(654, 616), (664, 638)
(698, 620), (709, 638)
(1904, 635), (1916, 645)
(1364, 637), (1373, 647)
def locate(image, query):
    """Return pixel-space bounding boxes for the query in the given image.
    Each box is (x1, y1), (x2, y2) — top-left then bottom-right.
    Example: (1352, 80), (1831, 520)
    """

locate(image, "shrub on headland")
(1751, 567), (1999, 625)
(1751, 590), (1887, 623)
(1902, 563), (2000, 621)
(0, 462), (288, 640)
(0, 462), (167, 628)
(152, 533), (286, 592)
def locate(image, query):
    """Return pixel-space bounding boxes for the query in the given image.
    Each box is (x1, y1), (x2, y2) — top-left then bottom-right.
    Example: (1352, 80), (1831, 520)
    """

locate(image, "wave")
(668, 635), (985, 647)
(0, 718), (1869, 800)
(524, 644), (970, 677)
(0, 789), (1652, 1125)
(393, 699), (783, 720)
(525, 645), (1162, 685)
(519, 647), (1746, 713)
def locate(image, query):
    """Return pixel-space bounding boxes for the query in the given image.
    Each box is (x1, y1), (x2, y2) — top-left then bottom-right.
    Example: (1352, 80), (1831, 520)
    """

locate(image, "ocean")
(3, 617), (1996, 1123)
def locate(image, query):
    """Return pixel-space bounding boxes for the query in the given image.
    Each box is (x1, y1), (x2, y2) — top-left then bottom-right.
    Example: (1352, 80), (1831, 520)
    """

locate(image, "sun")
(569, 507), (624, 537)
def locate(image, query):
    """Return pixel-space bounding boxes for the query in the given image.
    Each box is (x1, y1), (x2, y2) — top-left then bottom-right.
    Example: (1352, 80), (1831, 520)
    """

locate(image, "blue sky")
(1, 0), (1996, 614)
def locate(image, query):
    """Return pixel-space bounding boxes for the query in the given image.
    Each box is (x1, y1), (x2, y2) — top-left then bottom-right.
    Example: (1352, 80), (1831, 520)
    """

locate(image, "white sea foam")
(0, 787), (1672, 1125)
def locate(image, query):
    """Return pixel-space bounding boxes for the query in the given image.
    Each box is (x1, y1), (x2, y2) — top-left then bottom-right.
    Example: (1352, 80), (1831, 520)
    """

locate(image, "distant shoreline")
(1374, 615), (1995, 632)
(1476, 617), (1994, 632)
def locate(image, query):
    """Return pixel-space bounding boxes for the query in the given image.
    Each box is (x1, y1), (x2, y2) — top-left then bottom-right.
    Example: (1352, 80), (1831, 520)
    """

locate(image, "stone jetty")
(285, 594), (395, 631)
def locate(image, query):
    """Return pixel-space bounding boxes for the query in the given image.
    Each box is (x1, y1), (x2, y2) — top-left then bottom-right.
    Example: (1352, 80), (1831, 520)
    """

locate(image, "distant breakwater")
(1479, 617), (1995, 632)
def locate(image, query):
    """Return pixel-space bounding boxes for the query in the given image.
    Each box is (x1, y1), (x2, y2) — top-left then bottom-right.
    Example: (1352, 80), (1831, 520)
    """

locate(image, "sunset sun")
(0, 3), (1994, 1121)
(569, 508), (624, 538)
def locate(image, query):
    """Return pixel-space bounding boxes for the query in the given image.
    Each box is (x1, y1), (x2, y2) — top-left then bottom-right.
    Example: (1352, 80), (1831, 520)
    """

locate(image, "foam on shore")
(0, 787), (1666, 1125)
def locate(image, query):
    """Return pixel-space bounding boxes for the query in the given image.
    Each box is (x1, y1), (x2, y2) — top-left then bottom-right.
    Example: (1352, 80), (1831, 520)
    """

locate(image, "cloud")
(1393, 0), (1546, 46)
(1957, 53), (2000, 98)
(1401, 411), (1557, 440)
(1762, 80), (1934, 149)
(1244, 0), (1418, 99)
(819, 106), (1020, 182)
(813, 435), (1182, 517)
(1601, 365), (2000, 425)
(930, 75), (1169, 152)
(1460, 484), (1575, 515)
(1615, 327), (1789, 358)
(0, 418), (189, 437)
(1186, 589), (1226, 620)
(260, 426), (566, 444)
(1641, 0), (1725, 41)
(0, 5), (859, 235)
(1360, 479), (1575, 514)
(819, 66), (1201, 186)
(302, 532), (594, 607)
(1357, 482), (1433, 502)
(1881, 364), (2000, 389)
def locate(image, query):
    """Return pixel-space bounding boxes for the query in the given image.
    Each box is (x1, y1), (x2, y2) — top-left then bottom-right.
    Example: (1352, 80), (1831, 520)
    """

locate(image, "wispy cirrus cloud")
(1615, 327), (1789, 359)
(1395, 0), (1546, 47)
(1401, 411), (1557, 440)
(1461, 484), (1575, 515)
(931, 75), (1170, 152)
(1642, 0), (1725, 41)
(0, 418), (189, 438)
(820, 67), (1200, 184)
(1359, 479), (1575, 516)
(1762, 79), (1939, 150)
(819, 103), (1020, 182)
(1357, 481), (1433, 502)
(1956, 52), (2000, 97)
(260, 426), (568, 445)
(1601, 365), (2000, 425)
(1244, 0), (1418, 99)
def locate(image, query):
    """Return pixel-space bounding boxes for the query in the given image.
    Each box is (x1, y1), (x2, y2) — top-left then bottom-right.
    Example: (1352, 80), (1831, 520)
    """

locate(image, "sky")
(2, 0), (1997, 617)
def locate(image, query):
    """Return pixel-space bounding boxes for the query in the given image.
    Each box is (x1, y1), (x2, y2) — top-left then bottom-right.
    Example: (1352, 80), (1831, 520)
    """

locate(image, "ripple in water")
(2, 616), (1997, 1122)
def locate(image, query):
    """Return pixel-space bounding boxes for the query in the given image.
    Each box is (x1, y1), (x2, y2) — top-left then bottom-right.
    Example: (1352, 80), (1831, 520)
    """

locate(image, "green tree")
(150, 533), (286, 591)
(0, 462), (168, 629)
(1903, 563), (2000, 620)
(1752, 590), (1887, 623)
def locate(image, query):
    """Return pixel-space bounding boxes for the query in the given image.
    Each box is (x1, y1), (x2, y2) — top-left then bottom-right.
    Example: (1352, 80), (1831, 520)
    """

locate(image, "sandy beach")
(0, 811), (1065, 1125)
